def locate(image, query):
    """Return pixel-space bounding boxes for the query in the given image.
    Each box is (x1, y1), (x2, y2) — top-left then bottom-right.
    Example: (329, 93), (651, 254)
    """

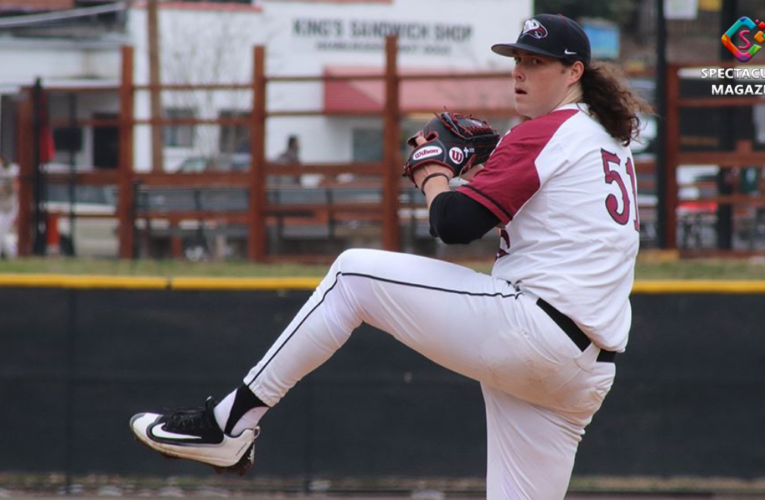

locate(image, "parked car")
(44, 184), (118, 258)
(176, 153), (250, 173)
(632, 113), (657, 157)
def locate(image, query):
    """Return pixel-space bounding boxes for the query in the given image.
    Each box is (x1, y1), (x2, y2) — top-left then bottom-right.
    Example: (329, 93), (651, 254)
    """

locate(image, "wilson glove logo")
(449, 147), (465, 164)
(413, 146), (442, 161)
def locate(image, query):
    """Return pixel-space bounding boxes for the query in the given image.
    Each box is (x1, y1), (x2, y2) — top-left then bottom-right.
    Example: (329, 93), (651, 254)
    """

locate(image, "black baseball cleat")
(130, 397), (260, 475)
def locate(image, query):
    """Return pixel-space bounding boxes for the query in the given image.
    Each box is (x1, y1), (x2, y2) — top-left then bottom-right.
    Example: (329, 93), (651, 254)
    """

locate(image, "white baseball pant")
(244, 249), (616, 499)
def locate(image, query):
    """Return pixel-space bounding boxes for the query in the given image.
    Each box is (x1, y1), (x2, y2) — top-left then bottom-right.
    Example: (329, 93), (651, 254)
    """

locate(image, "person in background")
(276, 135), (300, 165)
(273, 135), (301, 185)
(0, 154), (18, 258)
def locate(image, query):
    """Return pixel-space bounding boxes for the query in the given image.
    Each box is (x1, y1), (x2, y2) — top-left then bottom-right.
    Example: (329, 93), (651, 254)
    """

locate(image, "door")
(93, 113), (119, 169)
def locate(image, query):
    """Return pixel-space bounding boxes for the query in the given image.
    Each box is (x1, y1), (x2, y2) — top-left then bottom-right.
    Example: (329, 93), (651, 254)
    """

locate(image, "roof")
(323, 66), (515, 115)
(0, 1), (126, 34)
(132, 1), (263, 13)
(0, 0), (74, 12)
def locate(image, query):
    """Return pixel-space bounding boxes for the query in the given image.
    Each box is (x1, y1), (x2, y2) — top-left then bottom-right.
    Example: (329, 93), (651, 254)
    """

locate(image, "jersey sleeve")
(456, 109), (577, 225)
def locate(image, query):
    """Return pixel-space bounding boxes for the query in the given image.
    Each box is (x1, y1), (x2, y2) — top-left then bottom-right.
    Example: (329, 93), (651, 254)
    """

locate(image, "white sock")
(229, 407), (268, 436)
(213, 388), (269, 436)
(213, 389), (237, 432)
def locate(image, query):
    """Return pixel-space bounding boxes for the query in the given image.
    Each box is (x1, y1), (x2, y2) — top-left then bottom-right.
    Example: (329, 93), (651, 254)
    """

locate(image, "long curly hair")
(568, 61), (654, 146)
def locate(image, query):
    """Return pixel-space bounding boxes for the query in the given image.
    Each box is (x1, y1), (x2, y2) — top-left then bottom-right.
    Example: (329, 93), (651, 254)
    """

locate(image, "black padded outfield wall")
(1, 279), (765, 480)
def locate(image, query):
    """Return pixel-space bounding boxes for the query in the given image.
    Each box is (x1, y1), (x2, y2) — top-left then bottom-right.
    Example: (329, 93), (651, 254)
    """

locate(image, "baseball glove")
(403, 112), (500, 182)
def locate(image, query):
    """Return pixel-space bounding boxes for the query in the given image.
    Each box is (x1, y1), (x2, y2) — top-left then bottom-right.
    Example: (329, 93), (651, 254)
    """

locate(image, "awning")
(324, 66), (515, 114)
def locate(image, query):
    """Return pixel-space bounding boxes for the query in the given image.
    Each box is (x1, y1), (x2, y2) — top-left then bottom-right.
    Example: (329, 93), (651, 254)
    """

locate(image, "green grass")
(635, 258), (765, 280)
(3, 254), (765, 280)
(0, 258), (333, 277)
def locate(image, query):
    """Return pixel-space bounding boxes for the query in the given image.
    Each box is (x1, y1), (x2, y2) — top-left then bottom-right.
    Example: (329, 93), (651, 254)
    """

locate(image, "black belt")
(536, 298), (617, 363)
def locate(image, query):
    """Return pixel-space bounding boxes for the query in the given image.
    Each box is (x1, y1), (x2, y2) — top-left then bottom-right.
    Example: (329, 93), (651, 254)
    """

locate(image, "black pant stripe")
(245, 271), (343, 388)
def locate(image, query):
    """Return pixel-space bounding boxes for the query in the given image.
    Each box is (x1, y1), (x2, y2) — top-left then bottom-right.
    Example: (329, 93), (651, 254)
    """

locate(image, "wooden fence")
(16, 37), (520, 261)
(19, 40), (757, 261)
(663, 61), (765, 256)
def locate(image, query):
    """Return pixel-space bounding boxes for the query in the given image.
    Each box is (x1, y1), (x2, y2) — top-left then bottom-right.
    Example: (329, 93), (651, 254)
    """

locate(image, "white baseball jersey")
(458, 103), (639, 351)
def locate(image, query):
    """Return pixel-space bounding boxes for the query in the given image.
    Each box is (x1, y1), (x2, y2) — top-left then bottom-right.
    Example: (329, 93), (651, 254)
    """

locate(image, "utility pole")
(717, 0), (737, 250)
(148, 0), (164, 172)
(655, 0), (667, 248)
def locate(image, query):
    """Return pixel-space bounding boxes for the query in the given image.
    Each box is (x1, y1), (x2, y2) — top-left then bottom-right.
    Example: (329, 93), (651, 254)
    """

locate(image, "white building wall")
(0, 37), (123, 166)
(81, 49), (123, 81)
(128, 0), (530, 170)
(0, 39), (121, 84)
(264, 0), (529, 164)
(0, 1), (530, 171)
(128, 6), (264, 171)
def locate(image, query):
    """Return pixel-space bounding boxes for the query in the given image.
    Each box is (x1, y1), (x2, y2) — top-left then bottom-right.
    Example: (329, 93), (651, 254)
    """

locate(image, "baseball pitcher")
(131, 13), (652, 499)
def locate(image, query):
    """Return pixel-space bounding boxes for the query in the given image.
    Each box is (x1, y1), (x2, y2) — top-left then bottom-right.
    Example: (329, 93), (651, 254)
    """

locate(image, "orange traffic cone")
(47, 212), (60, 255)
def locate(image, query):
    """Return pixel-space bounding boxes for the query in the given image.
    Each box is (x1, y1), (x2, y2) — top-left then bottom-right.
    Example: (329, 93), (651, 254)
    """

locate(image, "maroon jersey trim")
(458, 108), (579, 225)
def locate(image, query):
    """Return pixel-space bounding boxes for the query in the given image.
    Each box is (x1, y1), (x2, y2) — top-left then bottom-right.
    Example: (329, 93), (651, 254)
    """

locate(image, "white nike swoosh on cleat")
(150, 424), (203, 440)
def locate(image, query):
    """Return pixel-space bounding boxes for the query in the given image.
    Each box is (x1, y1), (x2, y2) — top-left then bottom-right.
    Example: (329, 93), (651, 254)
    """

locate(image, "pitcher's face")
(511, 51), (579, 119)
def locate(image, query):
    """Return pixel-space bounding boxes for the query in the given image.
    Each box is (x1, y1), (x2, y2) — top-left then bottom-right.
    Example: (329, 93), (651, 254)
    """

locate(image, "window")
(164, 108), (195, 148)
(352, 128), (383, 162)
(219, 110), (250, 154)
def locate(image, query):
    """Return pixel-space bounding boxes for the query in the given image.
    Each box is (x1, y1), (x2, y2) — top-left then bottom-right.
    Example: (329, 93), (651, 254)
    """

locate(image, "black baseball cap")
(492, 14), (591, 64)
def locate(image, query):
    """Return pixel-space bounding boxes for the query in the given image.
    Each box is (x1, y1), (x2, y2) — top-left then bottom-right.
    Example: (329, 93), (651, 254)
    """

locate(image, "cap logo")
(521, 19), (548, 40)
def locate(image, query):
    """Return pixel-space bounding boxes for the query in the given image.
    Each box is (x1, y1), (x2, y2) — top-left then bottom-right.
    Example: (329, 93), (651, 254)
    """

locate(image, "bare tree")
(160, 11), (261, 164)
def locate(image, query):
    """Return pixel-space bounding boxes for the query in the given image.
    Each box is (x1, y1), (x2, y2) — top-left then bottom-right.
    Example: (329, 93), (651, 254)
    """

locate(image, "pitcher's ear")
(568, 60), (585, 85)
